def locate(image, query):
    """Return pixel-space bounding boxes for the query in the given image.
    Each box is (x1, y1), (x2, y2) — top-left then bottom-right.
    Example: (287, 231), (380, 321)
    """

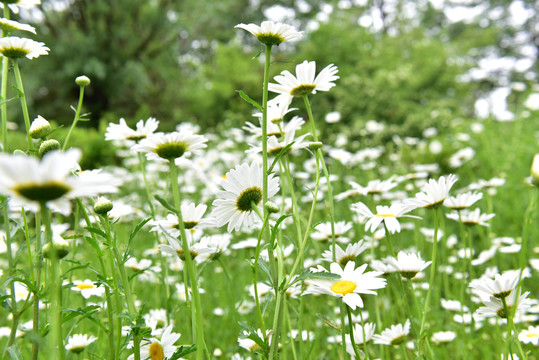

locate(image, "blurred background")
(5, 0), (539, 165)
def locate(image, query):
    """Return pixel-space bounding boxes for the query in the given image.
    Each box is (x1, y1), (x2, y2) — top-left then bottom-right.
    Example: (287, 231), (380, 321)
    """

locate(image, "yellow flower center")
(76, 284), (95, 290)
(376, 213), (395, 217)
(149, 342), (164, 360)
(526, 332), (539, 338)
(330, 280), (357, 295)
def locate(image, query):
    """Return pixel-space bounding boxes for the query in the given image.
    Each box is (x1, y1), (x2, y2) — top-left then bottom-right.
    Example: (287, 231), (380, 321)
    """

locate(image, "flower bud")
(29, 115), (51, 139)
(13, 149), (25, 156)
(75, 75), (91, 87)
(308, 141), (323, 151)
(531, 154), (539, 187)
(43, 237), (70, 259)
(39, 139), (60, 156)
(264, 201), (280, 214)
(94, 196), (113, 215)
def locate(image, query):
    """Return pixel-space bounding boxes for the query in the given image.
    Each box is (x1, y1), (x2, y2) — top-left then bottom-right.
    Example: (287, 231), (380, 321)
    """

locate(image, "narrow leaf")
(236, 90), (263, 111)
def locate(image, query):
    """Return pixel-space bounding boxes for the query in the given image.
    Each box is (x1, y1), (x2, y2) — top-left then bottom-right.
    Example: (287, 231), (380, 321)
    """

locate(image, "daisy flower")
(248, 126), (310, 156)
(133, 131), (208, 163)
(404, 174), (458, 209)
(158, 231), (217, 264)
(269, 60), (339, 99)
(244, 110), (303, 138)
(150, 202), (212, 237)
(351, 201), (417, 234)
(235, 20), (303, 46)
(518, 325), (539, 345)
(65, 334), (97, 354)
(0, 149), (119, 214)
(446, 208), (495, 227)
(431, 331), (456, 344)
(444, 191), (483, 210)
(0, 36), (48, 59)
(335, 178), (399, 200)
(386, 251), (432, 279)
(71, 280), (105, 299)
(346, 323), (376, 357)
(321, 241), (368, 266)
(238, 329), (271, 354)
(476, 291), (532, 319)
(211, 161), (279, 232)
(469, 269), (521, 299)
(0, 18), (36, 34)
(304, 262), (386, 310)
(128, 325), (181, 360)
(373, 319), (411, 345)
(105, 117), (159, 146)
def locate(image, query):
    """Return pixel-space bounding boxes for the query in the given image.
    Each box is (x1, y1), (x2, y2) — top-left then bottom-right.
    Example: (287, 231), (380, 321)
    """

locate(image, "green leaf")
(267, 141), (295, 175)
(236, 90), (263, 111)
(85, 226), (107, 239)
(124, 217), (152, 262)
(169, 344), (197, 359)
(154, 195), (177, 213)
(83, 235), (104, 256)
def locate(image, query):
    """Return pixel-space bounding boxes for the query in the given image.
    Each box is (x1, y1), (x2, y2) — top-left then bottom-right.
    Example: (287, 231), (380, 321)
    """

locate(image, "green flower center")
(496, 305), (512, 319)
(14, 182), (71, 202)
(256, 33), (285, 46)
(338, 255), (356, 267)
(177, 248), (198, 261)
(493, 290), (512, 299)
(269, 146), (291, 156)
(400, 270), (419, 279)
(236, 186), (263, 212)
(290, 84), (316, 97)
(126, 135), (146, 142)
(390, 334), (407, 345)
(424, 199), (445, 209)
(68, 345), (86, 354)
(183, 221), (198, 229)
(0, 47), (30, 59)
(154, 141), (188, 160)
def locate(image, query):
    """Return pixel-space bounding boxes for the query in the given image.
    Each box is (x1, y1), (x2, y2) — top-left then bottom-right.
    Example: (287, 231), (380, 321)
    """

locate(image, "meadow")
(0, 6), (539, 360)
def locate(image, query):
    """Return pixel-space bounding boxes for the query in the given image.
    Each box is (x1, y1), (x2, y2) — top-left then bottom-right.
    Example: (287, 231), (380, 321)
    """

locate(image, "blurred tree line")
(11, 0), (538, 137)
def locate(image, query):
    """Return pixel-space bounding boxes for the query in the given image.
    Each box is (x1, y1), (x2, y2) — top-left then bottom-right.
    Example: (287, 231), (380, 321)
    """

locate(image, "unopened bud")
(29, 115), (51, 139)
(75, 75), (91, 87)
(94, 197), (113, 215)
(39, 139), (60, 156)
(308, 141), (323, 151)
(43, 237), (70, 259)
(265, 201), (280, 214)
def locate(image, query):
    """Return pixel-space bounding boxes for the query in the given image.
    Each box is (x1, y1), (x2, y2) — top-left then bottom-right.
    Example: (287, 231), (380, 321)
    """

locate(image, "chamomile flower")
(469, 270), (521, 299)
(446, 208), (495, 227)
(444, 191), (483, 210)
(269, 60), (339, 100)
(476, 291), (532, 319)
(311, 221), (353, 242)
(373, 319), (411, 345)
(0, 18), (35, 34)
(244, 111), (303, 138)
(158, 231), (217, 263)
(304, 262), (386, 310)
(431, 331), (456, 344)
(211, 161), (279, 232)
(235, 20), (303, 46)
(321, 241), (368, 266)
(249, 127), (310, 156)
(336, 178), (399, 200)
(351, 201), (417, 234)
(345, 322), (376, 356)
(404, 174), (458, 209)
(150, 202), (212, 237)
(518, 325), (539, 345)
(0, 149), (119, 214)
(0, 36), (48, 59)
(386, 251), (432, 279)
(133, 131), (208, 163)
(65, 334), (97, 354)
(71, 280), (105, 299)
(105, 117), (159, 146)
(0, 0), (40, 13)
(128, 325), (181, 360)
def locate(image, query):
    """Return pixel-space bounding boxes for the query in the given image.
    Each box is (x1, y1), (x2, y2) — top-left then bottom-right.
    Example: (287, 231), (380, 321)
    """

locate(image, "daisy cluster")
(0, 13), (537, 360)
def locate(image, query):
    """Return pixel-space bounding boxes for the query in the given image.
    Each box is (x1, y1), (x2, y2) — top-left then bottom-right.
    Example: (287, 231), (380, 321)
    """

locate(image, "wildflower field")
(1, 1), (539, 360)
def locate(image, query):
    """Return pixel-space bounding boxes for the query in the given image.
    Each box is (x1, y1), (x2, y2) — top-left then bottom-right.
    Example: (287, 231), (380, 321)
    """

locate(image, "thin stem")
(62, 85), (85, 151)
(303, 95), (337, 261)
(31, 211), (42, 360)
(41, 204), (64, 360)
(1, 6), (10, 152)
(347, 306), (364, 360)
(169, 161), (206, 360)
(12, 60), (33, 152)
(253, 206), (271, 336)
(419, 207), (440, 356)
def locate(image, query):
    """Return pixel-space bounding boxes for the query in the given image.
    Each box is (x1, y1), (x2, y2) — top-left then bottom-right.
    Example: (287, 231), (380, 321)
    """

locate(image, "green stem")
(253, 207), (270, 335)
(347, 306), (365, 360)
(41, 204), (64, 360)
(303, 95), (337, 261)
(31, 211), (42, 360)
(169, 161), (206, 360)
(12, 60), (33, 152)
(1, 7), (10, 152)
(419, 207), (441, 357)
(62, 85), (85, 151)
